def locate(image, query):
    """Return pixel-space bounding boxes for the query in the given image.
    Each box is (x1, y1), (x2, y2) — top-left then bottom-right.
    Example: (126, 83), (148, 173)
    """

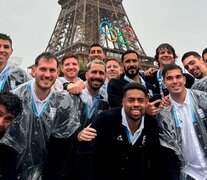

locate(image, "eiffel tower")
(46, 0), (154, 69)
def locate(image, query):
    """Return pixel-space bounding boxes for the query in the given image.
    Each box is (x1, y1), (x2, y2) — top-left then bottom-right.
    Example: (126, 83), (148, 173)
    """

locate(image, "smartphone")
(154, 102), (161, 107)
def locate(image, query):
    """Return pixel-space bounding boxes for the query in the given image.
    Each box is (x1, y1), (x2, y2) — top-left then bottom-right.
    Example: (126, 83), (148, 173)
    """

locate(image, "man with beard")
(181, 51), (207, 92)
(77, 59), (109, 142)
(107, 50), (154, 108)
(57, 59), (109, 180)
(76, 82), (163, 180)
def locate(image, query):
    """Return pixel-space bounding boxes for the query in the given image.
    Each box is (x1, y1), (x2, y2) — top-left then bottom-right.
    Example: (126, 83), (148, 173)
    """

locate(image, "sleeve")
(63, 82), (69, 90)
(184, 73), (194, 88)
(107, 79), (123, 108)
(74, 112), (108, 180)
(0, 144), (18, 180)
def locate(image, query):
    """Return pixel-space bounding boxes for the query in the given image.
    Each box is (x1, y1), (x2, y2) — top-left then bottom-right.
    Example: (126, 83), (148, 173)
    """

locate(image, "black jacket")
(0, 142), (18, 180)
(76, 107), (163, 180)
(107, 76), (154, 108)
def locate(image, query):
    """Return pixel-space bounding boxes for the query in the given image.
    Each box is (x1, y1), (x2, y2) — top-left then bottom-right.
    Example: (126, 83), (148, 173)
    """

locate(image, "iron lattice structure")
(46, 0), (154, 68)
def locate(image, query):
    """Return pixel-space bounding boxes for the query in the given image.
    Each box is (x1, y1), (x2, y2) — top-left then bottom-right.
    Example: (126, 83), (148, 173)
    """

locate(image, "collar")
(170, 89), (190, 111)
(31, 79), (54, 103)
(80, 87), (101, 104)
(121, 107), (145, 135)
(124, 75), (146, 87)
(0, 64), (10, 79)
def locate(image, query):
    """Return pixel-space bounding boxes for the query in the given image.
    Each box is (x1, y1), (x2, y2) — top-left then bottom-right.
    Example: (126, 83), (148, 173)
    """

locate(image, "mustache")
(128, 66), (137, 69)
(91, 78), (103, 82)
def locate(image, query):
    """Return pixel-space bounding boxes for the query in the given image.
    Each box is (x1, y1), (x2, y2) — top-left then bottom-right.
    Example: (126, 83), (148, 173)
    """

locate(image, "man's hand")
(144, 67), (158, 76)
(67, 79), (85, 94)
(77, 125), (97, 142)
(160, 95), (171, 107)
(146, 99), (163, 116)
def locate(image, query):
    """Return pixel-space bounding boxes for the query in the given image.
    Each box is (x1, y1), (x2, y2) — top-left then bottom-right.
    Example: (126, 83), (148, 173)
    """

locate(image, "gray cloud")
(1, 0), (206, 70)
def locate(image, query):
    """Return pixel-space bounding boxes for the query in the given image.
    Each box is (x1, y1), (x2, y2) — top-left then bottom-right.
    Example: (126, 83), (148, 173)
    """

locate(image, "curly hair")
(154, 43), (177, 61)
(0, 91), (23, 118)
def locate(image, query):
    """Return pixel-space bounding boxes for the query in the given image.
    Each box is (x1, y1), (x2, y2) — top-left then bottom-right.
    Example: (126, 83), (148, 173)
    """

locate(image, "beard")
(124, 68), (139, 78)
(88, 78), (104, 90)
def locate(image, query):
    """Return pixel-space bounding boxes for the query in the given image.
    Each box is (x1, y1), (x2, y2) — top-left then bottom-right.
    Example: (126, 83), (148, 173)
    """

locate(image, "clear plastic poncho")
(192, 76), (207, 92)
(156, 89), (207, 179)
(0, 64), (32, 92)
(0, 80), (82, 179)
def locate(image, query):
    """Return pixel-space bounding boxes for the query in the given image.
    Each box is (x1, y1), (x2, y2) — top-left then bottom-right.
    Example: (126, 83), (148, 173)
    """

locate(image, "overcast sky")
(1, 0), (207, 70)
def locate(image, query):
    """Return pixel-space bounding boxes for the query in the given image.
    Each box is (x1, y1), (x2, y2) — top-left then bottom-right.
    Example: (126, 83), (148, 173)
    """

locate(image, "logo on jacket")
(117, 135), (123, 141)
(50, 108), (57, 119)
(142, 135), (146, 146)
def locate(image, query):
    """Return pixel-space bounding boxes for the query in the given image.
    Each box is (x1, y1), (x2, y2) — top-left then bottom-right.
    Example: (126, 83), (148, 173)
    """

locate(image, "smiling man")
(182, 51), (207, 80)
(79, 59), (109, 126)
(59, 54), (85, 94)
(107, 50), (154, 108)
(145, 43), (194, 101)
(99, 58), (123, 101)
(76, 82), (163, 180)
(182, 51), (207, 92)
(60, 54), (80, 83)
(157, 64), (207, 180)
(0, 33), (31, 92)
(0, 52), (82, 180)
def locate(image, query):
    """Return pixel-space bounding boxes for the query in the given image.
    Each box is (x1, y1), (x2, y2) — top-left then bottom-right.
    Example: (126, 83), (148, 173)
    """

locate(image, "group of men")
(0, 31), (207, 180)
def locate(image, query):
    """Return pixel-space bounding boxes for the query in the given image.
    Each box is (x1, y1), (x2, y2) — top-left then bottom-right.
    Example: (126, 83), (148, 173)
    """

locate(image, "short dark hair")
(61, 54), (79, 65)
(0, 91), (22, 118)
(181, 51), (201, 62)
(0, 33), (12, 48)
(162, 64), (183, 78)
(123, 82), (148, 97)
(89, 43), (104, 53)
(155, 43), (177, 61)
(121, 50), (139, 62)
(202, 48), (207, 59)
(35, 52), (59, 67)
